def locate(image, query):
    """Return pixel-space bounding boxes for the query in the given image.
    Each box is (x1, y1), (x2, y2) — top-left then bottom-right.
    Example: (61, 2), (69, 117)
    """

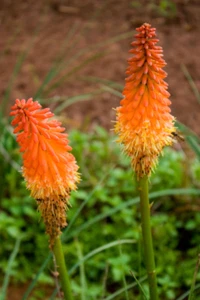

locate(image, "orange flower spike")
(10, 98), (80, 246)
(115, 23), (176, 178)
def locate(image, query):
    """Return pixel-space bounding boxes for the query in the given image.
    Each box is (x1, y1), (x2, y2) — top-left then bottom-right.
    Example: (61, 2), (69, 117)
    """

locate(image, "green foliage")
(130, 0), (177, 19)
(149, 0), (177, 19)
(1, 124), (200, 299)
(191, 159), (200, 186)
(151, 147), (185, 191)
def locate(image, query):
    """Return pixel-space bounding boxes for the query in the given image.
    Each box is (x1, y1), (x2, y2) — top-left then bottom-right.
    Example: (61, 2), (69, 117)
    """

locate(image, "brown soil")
(6, 283), (54, 300)
(1, 0), (200, 134)
(1, 0), (200, 298)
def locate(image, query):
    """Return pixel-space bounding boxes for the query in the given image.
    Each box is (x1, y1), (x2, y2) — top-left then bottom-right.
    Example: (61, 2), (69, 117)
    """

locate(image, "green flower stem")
(52, 236), (74, 300)
(138, 175), (158, 300)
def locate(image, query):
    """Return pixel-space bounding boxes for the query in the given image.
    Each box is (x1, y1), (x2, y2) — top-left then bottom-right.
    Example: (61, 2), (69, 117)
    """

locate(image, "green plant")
(149, 0), (177, 19)
(1, 124), (200, 299)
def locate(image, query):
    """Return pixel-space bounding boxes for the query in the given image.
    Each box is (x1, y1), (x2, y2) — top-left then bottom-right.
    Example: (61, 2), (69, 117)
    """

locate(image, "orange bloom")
(115, 23), (176, 178)
(10, 98), (79, 246)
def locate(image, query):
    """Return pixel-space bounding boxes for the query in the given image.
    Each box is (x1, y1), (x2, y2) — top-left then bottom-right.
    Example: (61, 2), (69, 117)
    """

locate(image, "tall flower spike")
(10, 98), (80, 247)
(115, 23), (176, 178)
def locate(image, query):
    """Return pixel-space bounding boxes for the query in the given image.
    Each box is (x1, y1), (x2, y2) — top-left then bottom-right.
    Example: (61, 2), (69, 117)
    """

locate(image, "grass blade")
(188, 254), (200, 300)
(176, 121), (200, 157)
(34, 22), (81, 99)
(49, 287), (58, 300)
(181, 64), (200, 104)
(42, 30), (133, 98)
(100, 84), (123, 98)
(176, 121), (200, 140)
(130, 271), (148, 300)
(34, 2), (110, 99)
(45, 51), (106, 94)
(75, 238), (87, 300)
(176, 283), (200, 300)
(53, 89), (104, 114)
(80, 75), (123, 90)
(23, 166), (115, 299)
(50, 239), (136, 299)
(2, 26), (39, 114)
(0, 144), (20, 171)
(104, 276), (146, 300)
(118, 244), (129, 300)
(36, 29), (133, 99)
(2, 51), (28, 114)
(64, 188), (200, 242)
(57, 30), (133, 76)
(101, 262), (109, 299)
(63, 165), (115, 237)
(186, 136), (200, 160)
(0, 26), (21, 62)
(0, 238), (21, 300)
(22, 188), (200, 299)
(69, 239), (135, 275)
(22, 254), (52, 300)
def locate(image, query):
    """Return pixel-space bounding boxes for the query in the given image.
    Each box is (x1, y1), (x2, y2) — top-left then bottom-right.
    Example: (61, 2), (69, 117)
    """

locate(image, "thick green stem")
(138, 175), (158, 300)
(52, 236), (74, 300)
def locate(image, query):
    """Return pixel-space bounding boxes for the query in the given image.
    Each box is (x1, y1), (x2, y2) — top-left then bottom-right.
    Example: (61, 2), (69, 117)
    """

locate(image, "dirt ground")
(1, 0), (200, 135)
(1, 0), (200, 299)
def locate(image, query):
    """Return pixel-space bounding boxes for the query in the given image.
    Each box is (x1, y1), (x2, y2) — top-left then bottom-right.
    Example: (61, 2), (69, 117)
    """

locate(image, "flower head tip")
(10, 98), (80, 246)
(115, 23), (176, 178)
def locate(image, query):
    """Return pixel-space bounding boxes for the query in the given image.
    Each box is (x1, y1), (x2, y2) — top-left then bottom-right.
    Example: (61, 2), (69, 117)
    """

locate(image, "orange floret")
(10, 98), (80, 246)
(115, 23), (176, 178)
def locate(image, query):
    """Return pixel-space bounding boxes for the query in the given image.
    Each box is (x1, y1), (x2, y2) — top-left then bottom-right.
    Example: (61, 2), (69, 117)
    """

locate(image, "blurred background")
(1, 0), (200, 132)
(1, 1), (200, 300)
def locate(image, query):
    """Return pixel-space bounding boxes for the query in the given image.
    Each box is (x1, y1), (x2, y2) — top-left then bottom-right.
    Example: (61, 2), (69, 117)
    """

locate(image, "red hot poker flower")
(115, 23), (176, 178)
(10, 98), (80, 246)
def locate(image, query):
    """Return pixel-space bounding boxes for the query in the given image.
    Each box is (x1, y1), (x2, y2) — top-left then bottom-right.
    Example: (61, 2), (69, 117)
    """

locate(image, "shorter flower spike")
(115, 23), (176, 178)
(10, 98), (80, 247)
